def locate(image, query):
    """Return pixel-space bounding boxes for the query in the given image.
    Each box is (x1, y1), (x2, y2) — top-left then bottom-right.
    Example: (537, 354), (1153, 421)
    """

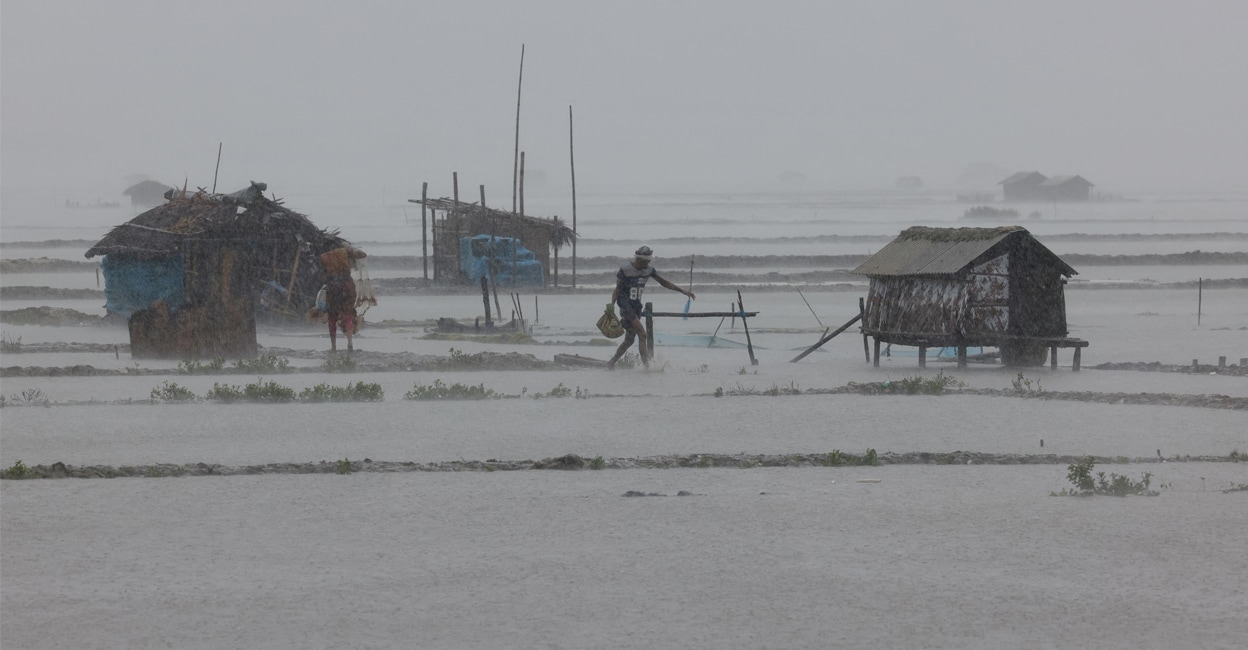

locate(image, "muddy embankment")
(4, 450), (1245, 481)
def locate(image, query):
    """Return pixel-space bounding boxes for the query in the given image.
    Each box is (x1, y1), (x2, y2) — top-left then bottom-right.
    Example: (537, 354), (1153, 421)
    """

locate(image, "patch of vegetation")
(3, 460), (31, 479)
(233, 354), (291, 373)
(150, 381), (198, 402)
(404, 379), (499, 400)
(299, 382), (384, 402)
(820, 449), (879, 466)
(589, 456), (606, 470)
(962, 205), (1020, 220)
(1, 334), (21, 353)
(532, 383), (578, 399)
(335, 458), (354, 475)
(713, 387), (724, 398)
(1222, 483), (1248, 494)
(448, 347), (481, 366)
(1011, 372), (1044, 393)
(178, 356), (226, 374)
(4, 388), (49, 406)
(205, 379), (297, 403)
(322, 354), (357, 372)
(1052, 458), (1159, 497)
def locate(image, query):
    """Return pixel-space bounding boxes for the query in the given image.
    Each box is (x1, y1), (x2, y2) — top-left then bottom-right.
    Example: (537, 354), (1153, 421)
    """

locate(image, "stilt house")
(853, 226), (1087, 368)
(86, 182), (347, 358)
(412, 198), (576, 287)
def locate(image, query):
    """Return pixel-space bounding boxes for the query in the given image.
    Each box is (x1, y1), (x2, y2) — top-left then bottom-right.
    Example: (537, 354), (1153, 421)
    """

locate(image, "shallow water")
(3, 189), (1247, 649)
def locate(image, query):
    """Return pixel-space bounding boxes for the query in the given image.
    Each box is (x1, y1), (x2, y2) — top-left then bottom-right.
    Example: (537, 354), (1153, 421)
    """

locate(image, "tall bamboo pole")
(569, 105), (578, 289)
(421, 182), (428, 280)
(512, 44), (525, 213)
(212, 142), (222, 193)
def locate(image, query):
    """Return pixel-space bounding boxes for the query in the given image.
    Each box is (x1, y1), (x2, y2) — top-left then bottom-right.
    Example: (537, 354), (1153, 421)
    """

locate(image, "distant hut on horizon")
(1039, 175), (1094, 201)
(122, 180), (175, 210)
(1000, 171), (1095, 202)
(87, 182), (346, 358)
(853, 225), (1087, 369)
(998, 171), (1048, 202)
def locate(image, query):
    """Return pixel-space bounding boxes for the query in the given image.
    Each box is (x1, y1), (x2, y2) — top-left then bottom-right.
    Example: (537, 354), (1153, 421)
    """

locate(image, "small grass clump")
(3, 460), (32, 480)
(405, 380), (498, 400)
(589, 456), (606, 470)
(321, 354), (357, 372)
(532, 383), (579, 399)
(299, 382), (384, 402)
(820, 449), (879, 466)
(1052, 458), (1159, 497)
(178, 356), (226, 374)
(335, 458), (354, 475)
(1011, 372), (1044, 393)
(233, 354), (291, 373)
(150, 381), (198, 402)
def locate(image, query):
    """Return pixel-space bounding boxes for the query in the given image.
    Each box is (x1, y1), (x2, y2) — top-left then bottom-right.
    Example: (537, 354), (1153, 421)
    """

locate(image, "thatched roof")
(854, 226), (1076, 277)
(415, 198), (577, 249)
(86, 182), (345, 259)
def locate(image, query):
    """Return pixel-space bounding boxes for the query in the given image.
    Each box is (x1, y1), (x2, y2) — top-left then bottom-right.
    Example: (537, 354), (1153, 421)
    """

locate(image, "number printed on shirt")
(629, 287), (640, 300)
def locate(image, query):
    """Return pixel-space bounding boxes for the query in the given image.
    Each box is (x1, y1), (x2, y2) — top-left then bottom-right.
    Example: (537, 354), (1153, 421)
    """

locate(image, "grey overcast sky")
(2, 0), (1246, 200)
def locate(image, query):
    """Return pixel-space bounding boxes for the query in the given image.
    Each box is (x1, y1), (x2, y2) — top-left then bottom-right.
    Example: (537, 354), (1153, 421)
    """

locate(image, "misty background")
(3, 0), (1246, 211)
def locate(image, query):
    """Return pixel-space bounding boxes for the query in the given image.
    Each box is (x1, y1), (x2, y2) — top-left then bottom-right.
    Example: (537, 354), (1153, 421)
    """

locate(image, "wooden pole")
(481, 276), (492, 327)
(421, 182), (428, 281)
(211, 142), (223, 194)
(512, 44), (525, 213)
(790, 313), (862, 363)
(860, 297), (870, 363)
(569, 105), (578, 289)
(480, 184), (486, 207)
(519, 151), (526, 217)
(645, 302), (654, 361)
(515, 151), (523, 286)
(1198, 277), (1203, 325)
(453, 172), (459, 204)
(738, 291), (758, 366)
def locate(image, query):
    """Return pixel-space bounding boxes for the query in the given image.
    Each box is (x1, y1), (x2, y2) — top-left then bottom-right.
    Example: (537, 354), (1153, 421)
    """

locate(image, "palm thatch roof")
(415, 197), (576, 249)
(854, 226), (1075, 277)
(86, 182), (346, 259)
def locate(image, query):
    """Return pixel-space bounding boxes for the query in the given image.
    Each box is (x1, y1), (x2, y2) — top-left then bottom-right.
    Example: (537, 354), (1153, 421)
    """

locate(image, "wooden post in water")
(1198, 277), (1202, 325)
(644, 302), (654, 362)
(860, 297), (870, 363)
(481, 276), (492, 328)
(738, 291), (758, 366)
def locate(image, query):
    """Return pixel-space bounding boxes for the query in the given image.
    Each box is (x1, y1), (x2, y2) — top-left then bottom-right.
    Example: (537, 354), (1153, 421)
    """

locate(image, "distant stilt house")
(1000, 171), (1095, 202)
(86, 182), (347, 359)
(998, 172), (1048, 202)
(122, 180), (175, 210)
(1038, 175), (1093, 201)
(853, 226), (1088, 369)
(411, 197), (576, 287)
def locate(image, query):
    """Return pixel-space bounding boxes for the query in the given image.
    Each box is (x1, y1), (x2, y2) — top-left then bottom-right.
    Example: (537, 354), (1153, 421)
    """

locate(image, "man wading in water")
(607, 246), (695, 370)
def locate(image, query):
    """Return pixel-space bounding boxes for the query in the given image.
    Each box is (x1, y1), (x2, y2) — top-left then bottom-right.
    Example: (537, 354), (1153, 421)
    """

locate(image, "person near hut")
(319, 244), (367, 352)
(606, 245), (694, 370)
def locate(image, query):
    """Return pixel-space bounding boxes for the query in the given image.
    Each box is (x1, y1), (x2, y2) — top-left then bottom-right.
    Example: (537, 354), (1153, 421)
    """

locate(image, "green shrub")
(1054, 458), (1158, 496)
(533, 383), (574, 399)
(404, 379), (498, 400)
(589, 456), (606, 470)
(178, 356), (225, 374)
(322, 355), (357, 372)
(3, 460), (31, 479)
(151, 381), (197, 402)
(335, 458), (354, 475)
(299, 382), (384, 402)
(206, 379), (296, 403)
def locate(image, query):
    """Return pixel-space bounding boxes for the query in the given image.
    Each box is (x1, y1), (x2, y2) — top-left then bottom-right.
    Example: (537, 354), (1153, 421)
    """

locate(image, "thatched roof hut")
(87, 182), (346, 358)
(853, 226), (1082, 367)
(413, 198), (576, 286)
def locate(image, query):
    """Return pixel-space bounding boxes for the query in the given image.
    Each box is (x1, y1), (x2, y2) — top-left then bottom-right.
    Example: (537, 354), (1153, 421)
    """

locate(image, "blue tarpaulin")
(100, 255), (185, 317)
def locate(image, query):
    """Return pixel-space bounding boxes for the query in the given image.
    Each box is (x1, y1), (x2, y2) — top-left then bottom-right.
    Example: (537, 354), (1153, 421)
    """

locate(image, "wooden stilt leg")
(957, 345), (967, 368)
(873, 338), (880, 367)
(918, 345), (926, 368)
(1073, 347), (1082, 372)
(1051, 345), (1058, 370)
